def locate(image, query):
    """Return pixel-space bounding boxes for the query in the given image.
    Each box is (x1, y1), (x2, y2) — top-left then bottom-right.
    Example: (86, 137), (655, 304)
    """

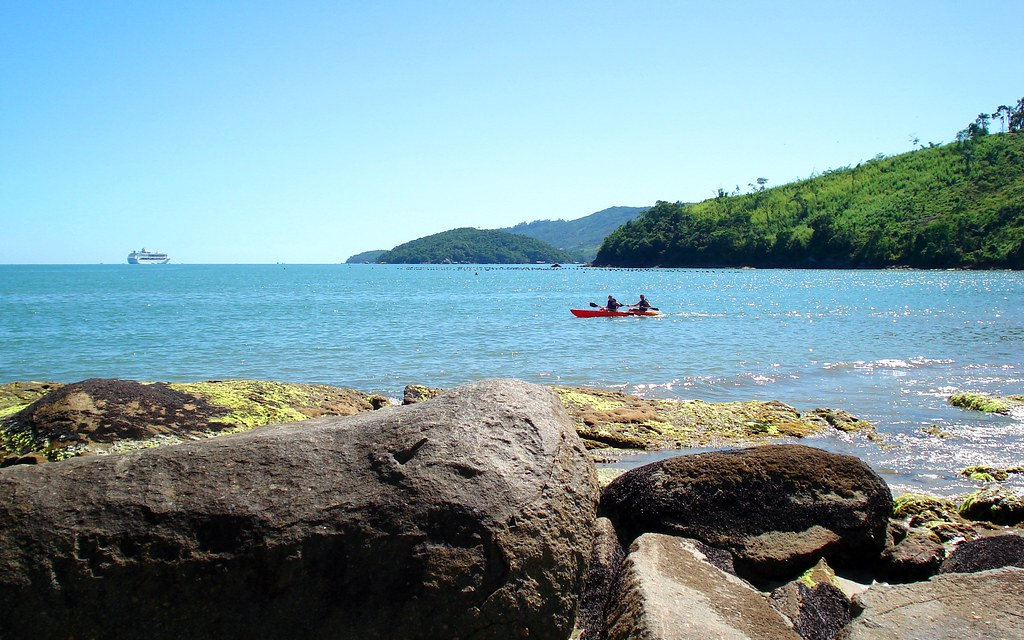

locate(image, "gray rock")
(0, 378), (599, 640)
(600, 445), (893, 584)
(841, 567), (1024, 639)
(605, 533), (801, 640)
(940, 532), (1024, 574)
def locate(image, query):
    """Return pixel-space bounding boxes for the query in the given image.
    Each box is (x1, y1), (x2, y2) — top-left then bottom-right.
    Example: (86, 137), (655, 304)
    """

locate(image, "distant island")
(346, 206), (647, 264)
(596, 100), (1024, 269)
(373, 228), (572, 264)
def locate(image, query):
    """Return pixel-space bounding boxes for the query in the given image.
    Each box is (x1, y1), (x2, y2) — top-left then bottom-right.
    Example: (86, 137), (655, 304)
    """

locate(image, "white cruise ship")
(127, 248), (170, 264)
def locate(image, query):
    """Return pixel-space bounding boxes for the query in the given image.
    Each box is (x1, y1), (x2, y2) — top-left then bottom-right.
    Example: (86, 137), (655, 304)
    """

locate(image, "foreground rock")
(605, 533), (800, 640)
(600, 445), (893, 584)
(0, 378), (375, 463)
(0, 379), (599, 640)
(841, 567), (1024, 639)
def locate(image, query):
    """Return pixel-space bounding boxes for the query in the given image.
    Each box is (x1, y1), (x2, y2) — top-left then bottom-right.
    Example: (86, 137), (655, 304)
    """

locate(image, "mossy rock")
(0, 378), (375, 463)
(0, 382), (64, 419)
(892, 493), (977, 542)
(552, 386), (874, 450)
(402, 384), (444, 405)
(958, 465), (1019, 483)
(919, 424), (953, 438)
(958, 487), (1024, 526)
(948, 392), (1024, 415)
(808, 407), (875, 433)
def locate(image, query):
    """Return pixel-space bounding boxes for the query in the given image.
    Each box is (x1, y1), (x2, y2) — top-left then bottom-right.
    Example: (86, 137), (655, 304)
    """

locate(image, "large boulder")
(605, 533), (801, 640)
(600, 445), (893, 583)
(841, 567), (1024, 639)
(0, 378), (599, 640)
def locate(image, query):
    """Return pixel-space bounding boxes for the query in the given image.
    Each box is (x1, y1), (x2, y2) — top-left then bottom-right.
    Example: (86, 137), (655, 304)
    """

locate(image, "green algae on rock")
(0, 382), (64, 419)
(959, 465), (1024, 483)
(551, 386), (875, 450)
(958, 486), (1024, 526)
(892, 492), (1006, 543)
(948, 392), (1024, 414)
(0, 378), (375, 463)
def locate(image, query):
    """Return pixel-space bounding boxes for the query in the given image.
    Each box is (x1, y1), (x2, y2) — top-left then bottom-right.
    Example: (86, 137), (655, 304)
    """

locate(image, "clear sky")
(2, 1), (1020, 264)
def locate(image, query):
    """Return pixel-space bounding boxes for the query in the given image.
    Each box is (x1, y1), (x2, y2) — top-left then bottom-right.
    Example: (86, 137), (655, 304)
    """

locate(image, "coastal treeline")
(379, 227), (571, 264)
(595, 99), (1024, 269)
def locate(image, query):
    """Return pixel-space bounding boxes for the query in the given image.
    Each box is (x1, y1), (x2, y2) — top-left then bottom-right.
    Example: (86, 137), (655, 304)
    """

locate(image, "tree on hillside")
(975, 113), (990, 135)
(993, 105), (1013, 132)
(1010, 97), (1024, 133)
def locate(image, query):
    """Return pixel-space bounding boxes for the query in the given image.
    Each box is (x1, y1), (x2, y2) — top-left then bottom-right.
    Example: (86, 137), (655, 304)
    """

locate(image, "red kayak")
(570, 308), (660, 318)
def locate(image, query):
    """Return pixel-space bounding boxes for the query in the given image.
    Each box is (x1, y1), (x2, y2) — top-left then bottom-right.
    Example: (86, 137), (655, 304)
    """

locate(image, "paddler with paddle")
(630, 294), (652, 311)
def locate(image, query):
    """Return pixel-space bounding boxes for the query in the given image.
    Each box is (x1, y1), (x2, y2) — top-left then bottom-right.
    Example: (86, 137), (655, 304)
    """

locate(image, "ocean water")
(2, 263), (1022, 496)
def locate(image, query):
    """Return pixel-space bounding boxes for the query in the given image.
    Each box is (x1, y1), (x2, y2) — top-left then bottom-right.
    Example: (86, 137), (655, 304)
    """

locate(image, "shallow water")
(2, 264), (1022, 495)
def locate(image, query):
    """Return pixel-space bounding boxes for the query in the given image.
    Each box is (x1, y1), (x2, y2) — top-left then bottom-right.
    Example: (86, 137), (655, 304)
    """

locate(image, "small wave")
(823, 357), (954, 372)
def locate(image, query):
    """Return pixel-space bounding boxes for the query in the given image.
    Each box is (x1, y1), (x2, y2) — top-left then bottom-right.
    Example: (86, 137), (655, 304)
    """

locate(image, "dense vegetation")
(596, 101), (1024, 269)
(378, 228), (572, 264)
(345, 249), (388, 263)
(504, 206), (647, 262)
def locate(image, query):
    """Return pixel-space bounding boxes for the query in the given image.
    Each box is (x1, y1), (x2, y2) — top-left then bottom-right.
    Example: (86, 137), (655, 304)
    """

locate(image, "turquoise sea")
(2, 264), (1022, 495)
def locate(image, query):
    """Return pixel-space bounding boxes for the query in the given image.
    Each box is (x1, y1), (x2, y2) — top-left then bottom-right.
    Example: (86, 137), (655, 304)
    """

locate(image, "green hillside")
(345, 249), (388, 263)
(378, 228), (572, 264)
(504, 206), (647, 262)
(595, 130), (1024, 269)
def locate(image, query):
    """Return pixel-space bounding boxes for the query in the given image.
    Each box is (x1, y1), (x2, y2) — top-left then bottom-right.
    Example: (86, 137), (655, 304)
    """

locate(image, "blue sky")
(2, 1), (1020, 264)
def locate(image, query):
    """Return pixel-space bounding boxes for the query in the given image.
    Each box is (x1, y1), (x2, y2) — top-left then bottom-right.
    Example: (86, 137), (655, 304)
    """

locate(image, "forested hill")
(378, 228), (572, 264)
(346, 249), (387, 263)
(503, 206), (647, 262)
(594, 132), (1024, 269)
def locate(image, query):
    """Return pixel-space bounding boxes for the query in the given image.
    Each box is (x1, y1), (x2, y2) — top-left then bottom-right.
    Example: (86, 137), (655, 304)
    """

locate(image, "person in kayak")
(630, 294), (652, 310)
(605, 295), (624, 311)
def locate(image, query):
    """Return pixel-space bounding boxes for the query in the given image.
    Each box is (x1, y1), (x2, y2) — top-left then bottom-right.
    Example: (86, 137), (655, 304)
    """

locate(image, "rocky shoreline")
(1, 378), (1022, 638)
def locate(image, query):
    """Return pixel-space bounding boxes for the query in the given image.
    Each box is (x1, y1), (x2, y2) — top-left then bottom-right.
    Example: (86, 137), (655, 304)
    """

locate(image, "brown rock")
(0, 379), (599, 640)
(600, 445), (893, 584)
